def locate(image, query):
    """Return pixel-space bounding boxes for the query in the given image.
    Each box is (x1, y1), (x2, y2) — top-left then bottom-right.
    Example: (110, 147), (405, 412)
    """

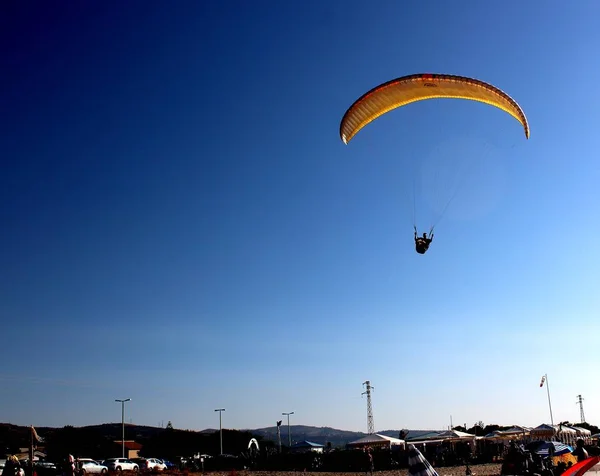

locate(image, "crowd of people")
(1, 438), (596, 476)
(500, 439), (592, 476)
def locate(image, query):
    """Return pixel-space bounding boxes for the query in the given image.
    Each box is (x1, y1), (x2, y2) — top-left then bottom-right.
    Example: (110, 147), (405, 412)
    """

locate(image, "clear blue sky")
(2, 1), (600, 433)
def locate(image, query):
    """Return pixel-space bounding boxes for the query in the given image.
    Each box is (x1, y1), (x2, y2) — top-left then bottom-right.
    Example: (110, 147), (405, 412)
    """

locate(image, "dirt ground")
(196, 464), (502, 476)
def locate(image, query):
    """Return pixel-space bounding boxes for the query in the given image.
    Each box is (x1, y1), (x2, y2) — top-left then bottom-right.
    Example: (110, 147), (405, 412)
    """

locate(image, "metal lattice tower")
(362, 380), (375, 434)
(576, 395), (586, 423)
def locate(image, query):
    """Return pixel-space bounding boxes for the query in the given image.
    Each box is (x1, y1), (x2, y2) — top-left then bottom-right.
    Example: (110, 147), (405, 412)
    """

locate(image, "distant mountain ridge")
(249, 425), (365, 447)
(0, 422), (442, 448)
(247, 425), (444, 447)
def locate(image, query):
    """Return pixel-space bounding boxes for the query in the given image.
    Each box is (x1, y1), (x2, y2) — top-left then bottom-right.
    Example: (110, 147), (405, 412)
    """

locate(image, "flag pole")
(30, 426), (34, 476)
(544, 374), (554, 427)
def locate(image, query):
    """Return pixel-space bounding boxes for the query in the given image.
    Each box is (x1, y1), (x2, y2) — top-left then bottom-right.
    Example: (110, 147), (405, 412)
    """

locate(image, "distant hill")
(249, 425), (367, 447)
(80, 423), (164, 437)
(245, 426), (444, 447)
(0, 422), (443, 450)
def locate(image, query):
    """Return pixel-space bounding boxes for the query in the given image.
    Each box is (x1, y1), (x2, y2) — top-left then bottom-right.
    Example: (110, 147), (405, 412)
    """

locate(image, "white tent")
(347, 433), (405, 449)
(484, 426), (531, 440)
(556, 425), (578, 445)
(436, 430), (476, 440)
(530, 424), (556, 440)
(569, 426), (592, 444)
(571, 426), (591, 437)
(504, 426), (532, 433)
(530, 424), (580, 445)
(405, 430), (478, 447)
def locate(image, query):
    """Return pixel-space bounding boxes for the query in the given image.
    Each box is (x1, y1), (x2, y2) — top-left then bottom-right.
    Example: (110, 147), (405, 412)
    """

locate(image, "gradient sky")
(2, 1), (600, 433)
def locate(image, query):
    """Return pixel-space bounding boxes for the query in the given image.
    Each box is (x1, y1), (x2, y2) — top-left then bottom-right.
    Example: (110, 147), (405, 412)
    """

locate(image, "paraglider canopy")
(340, 73), (529, 144)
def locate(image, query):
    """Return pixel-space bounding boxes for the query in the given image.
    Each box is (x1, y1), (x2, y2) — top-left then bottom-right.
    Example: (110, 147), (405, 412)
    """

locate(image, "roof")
(485, 427), (531, 440)
(504, 426), (532, 433)
(348, 433), (405, 446)
(571, 427), (592, 436)
(530, 424), (583, 436)
(436, 430), (476, 439)
(531, 424), (555, 433)
(292, 440), (324, 448)
(113, 440), (142, 450)
(408, 430), (476, 443)
(406, 431), (442, 441)
(557, 426), (577, 434)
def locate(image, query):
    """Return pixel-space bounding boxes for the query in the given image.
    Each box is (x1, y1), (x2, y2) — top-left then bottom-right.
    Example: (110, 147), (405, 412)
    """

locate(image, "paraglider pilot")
(414, 228), (433, 254)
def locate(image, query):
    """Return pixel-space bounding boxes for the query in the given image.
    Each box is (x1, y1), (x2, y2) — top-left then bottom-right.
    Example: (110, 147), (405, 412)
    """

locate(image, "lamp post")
(282, 412), (294, 447)
(115, 399), (131, 458)
(215, 409), (225, 455)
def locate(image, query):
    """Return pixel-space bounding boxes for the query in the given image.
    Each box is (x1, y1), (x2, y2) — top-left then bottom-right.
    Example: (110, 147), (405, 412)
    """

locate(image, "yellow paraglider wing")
(340, 73), (529, 144)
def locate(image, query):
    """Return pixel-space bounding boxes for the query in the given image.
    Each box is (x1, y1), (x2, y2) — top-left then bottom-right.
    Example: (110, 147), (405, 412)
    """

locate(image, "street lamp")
(282, 412), (294, 447)
(215, 409), (225, 455)
(115, 399), (131, 458)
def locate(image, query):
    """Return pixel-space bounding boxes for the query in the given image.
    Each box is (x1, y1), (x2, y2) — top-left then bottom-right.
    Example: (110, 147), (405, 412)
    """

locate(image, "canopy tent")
(405, 430), (479, 452)
(436, 430), (477, 440)
(290, 440), (325, 453)
(409, 430), (477, 444)
(556, 426), (578, 446)
(530, 424), (581, 445)
(531, 424), (556, 439)
(405, 431), (443, 442)
(485, 426), (532, 440)
(571, 427), (591, 436)
(504, 426), (532, 434)
(347, 433), (405, 449)
(528, 440), (574, 457)
(570, 426), (592, 443)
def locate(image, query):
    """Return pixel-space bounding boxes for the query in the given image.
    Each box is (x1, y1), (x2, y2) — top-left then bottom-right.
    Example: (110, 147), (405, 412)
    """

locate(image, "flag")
(277, 420), (282, 427)
(31, 426), (44, 443)
(540, 375), (546, 388)
(408, 444), (440, 476)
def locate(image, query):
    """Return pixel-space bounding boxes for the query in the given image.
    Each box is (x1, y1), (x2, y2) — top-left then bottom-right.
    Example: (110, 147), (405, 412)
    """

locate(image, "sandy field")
(199, 464), (502, 476)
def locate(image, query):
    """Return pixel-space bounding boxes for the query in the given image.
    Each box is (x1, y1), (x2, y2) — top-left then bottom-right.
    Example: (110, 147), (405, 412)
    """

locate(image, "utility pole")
(214, 409), (225, 455)
(576, 395), (586, 423)
(362, 381), (375, 434)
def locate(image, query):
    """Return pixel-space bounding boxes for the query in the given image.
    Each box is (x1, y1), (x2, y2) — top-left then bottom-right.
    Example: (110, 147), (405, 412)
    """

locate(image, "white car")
(132, 459), (166, 472)
(102, 459), (139, 472)
(77, 459), (108, 474)
(144, 459), (166, 472)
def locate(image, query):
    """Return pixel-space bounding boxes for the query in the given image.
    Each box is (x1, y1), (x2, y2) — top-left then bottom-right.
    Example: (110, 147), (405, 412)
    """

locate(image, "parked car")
(145, 459), (166, 472)
(77, 459), (108, 474)
(159, 460), (175, 470)
(102, 459), (139, 472)
(35, 460), (60, 476)
(131, 459), (165, 472)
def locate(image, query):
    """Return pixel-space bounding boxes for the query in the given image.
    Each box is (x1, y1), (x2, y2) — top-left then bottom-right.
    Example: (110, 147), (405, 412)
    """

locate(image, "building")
(113, 441), (142, 459)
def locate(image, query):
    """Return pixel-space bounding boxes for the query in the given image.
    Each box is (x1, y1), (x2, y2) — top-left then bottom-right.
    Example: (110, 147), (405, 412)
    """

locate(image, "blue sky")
(1, 1), (600, 433)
